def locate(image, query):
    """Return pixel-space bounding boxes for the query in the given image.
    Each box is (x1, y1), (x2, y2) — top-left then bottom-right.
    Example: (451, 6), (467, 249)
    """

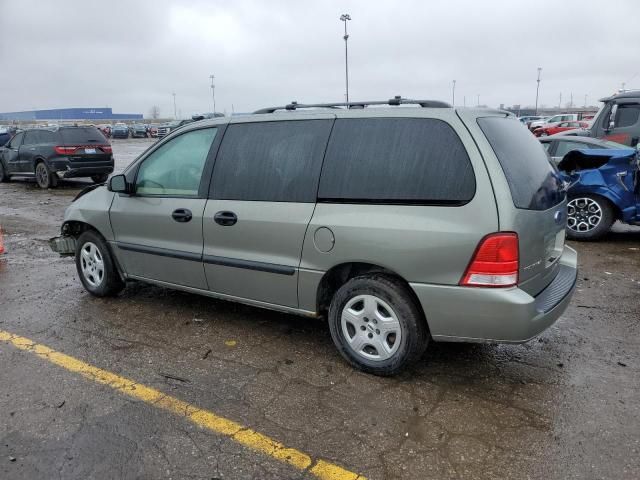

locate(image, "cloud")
(0, 0), (636, 116)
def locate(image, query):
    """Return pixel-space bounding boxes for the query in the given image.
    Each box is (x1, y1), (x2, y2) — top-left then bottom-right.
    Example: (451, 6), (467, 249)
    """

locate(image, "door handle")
(171, 208), (193, 223)
(214, 211), (237, 226)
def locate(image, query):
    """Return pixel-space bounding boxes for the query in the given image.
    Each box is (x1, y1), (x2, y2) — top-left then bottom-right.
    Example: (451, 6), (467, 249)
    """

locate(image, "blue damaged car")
(557, 147), (640, 240)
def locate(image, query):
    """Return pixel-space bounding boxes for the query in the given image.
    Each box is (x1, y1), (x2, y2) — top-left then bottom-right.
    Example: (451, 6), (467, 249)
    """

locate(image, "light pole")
(584, 94), (588, 108)
(340, 14), (351, 103)
(452, 80), (456, 106)
(209, 74), (216, 113)
(535, 67), (542, 115)
(172, 92), (177, 119)
(477, 94), (480, 107)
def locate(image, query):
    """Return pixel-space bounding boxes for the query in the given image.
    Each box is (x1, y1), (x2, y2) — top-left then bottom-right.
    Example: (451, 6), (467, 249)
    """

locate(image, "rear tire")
(91, 174), (109, 183)
(75, 230), (125, 297)
(35, 161), (57, 189)
(566, 194), (615, 241)
(0, 160), (9, 182)
(328, 274), (429, 376)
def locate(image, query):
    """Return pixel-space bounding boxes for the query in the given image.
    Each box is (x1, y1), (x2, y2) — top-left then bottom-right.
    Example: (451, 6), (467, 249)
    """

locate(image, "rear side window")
(318, 118), (475, 204)
(615, 105), (640, 128)
(60, 127), (107, 145)
(23, 131), (39, 145)
(478, 117), (565, 210)
(211, 120), (333, 202)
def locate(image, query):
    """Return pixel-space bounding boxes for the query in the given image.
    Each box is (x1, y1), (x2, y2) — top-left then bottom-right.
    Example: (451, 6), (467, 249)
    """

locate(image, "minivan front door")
(110, 127), (220, 289)
(202, 117), (334, 308)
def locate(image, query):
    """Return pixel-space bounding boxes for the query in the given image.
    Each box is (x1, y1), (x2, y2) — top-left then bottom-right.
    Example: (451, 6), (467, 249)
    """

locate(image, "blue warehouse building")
(0, 107), (143, 121)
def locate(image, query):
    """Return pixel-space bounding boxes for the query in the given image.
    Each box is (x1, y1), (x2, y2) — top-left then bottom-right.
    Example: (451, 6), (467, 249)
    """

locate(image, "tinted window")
(23, 131), (39, 145)
(615, 105), (640, 128)
(136, 128), (217, 196)
(478, 117), (565, 210)
(38, 130), (56, 144)
(7, 132), (24, 149)
(211, 120), (333, 202)
(60, 127), (107, 144)
(318, 118), (475, 203)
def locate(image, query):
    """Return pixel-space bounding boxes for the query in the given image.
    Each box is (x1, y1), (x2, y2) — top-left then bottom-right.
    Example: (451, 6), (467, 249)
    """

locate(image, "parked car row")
(0, 125), (113, 188)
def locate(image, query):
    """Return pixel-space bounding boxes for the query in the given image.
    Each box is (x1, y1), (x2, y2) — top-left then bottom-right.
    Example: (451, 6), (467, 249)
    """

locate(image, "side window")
(39, 131), (56, 144)
(210, 120), (333, 202)
(614, 105), (640, 128)
(23, 131), (39, 145)
(541, 142), (552, 152)
(136, 128), (217, 196)
(7, 132), (24, 149)
(318, 118), (475, 204)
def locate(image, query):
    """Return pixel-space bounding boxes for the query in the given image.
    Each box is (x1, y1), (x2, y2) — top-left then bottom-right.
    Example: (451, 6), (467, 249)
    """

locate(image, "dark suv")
(0, 126), (114, 188)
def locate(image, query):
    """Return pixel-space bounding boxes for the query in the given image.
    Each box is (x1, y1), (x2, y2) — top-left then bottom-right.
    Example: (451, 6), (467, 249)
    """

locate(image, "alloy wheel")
(567, 197), (602, 233)
(80, 242), (105, 287)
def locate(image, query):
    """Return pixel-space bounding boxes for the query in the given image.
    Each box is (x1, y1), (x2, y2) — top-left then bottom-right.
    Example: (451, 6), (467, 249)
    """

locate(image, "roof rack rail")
(253, 96), (451, 114)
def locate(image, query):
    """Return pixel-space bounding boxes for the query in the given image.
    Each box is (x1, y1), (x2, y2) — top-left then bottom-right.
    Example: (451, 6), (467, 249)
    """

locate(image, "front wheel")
(91, 174), (109, 183)
(328, 275), (428, 376)
(75, 230), (125, 297)
(35, 161), (57, 189)
(566, 195), (615, 241)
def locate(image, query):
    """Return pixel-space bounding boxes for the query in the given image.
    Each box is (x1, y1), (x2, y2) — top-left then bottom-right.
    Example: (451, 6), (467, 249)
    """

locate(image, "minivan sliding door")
(203, 117), (334, 308)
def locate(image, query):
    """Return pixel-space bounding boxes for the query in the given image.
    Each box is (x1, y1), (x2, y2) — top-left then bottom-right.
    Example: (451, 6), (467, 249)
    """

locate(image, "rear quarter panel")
(298, 110), (499, 311)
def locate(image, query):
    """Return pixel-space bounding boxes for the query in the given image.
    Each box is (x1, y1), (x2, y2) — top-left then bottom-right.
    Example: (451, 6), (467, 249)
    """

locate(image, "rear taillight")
(54, 146), (77, 155)
(460, 233), (519, 288)
(100, 145), (112, 153)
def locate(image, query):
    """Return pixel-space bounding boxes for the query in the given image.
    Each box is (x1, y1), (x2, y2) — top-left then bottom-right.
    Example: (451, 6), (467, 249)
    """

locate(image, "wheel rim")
(567, 198), (602, 233)
(36, 164), (48, 187)
(341, 294), (402, 362)
(80, 242), (105, 287)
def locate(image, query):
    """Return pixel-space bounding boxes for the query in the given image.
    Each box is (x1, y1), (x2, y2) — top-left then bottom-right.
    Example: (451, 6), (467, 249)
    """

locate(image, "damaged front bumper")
(49, 236), (77, 256)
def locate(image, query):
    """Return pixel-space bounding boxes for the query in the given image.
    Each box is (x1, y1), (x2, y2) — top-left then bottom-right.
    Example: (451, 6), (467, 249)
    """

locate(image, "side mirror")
(108, 174), (131, 194)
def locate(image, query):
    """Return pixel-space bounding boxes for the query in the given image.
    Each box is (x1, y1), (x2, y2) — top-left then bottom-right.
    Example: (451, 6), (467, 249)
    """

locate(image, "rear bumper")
(52, 160), (114, 179)
(410, 245), (578, 343)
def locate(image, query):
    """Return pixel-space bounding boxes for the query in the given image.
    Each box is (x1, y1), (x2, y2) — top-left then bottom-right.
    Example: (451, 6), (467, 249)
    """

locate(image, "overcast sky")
(0, 0), (637, 117)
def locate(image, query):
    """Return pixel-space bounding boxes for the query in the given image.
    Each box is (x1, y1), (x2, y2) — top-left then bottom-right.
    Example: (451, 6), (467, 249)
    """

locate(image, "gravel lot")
(0, 138), (639, 479)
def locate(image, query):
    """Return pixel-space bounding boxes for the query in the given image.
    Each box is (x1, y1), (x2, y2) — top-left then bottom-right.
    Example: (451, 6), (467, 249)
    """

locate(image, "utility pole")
(584, 94), (588, 108)
(209, 74), (216, 113)
(477, 94), (480, 107)
(570, 93), (573, 108)
(340, 14), (351, 103)
(559, 92), (562, 108)
(452, 80), (456, 106)
(172, 92), (177, 119)
(535, 67), (542, 115)
(463, 96), (466, 107)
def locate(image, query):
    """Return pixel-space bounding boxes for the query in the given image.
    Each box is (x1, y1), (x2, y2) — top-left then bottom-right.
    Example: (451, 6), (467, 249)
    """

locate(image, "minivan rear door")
(202, 115), (334, 308)
(467, 113), (567, 296)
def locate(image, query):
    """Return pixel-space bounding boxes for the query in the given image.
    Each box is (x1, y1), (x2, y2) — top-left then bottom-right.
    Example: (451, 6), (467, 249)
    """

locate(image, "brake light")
(460, 233), (519, 287)
(54, 146), (77, 155)
(100, 145), (112, 153)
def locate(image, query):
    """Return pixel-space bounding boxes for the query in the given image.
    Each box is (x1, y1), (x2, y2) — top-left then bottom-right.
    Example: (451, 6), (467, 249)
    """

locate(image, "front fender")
(62, 186), (116, 241)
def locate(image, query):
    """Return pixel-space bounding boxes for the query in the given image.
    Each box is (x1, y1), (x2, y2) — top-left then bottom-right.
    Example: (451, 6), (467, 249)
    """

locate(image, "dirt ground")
(0, 138), (639, 479)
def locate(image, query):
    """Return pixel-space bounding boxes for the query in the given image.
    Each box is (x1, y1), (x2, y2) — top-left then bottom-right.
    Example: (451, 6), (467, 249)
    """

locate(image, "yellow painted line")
(0, 329), (365, 480)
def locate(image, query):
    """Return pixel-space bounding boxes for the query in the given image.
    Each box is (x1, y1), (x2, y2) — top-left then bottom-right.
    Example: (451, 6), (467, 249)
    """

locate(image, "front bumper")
(49, 235), (77, 256)
(410, 245), (578, 343)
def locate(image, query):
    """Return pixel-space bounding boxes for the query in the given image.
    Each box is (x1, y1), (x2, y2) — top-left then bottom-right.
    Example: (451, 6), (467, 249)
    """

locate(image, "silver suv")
(51, 98), (578, 375)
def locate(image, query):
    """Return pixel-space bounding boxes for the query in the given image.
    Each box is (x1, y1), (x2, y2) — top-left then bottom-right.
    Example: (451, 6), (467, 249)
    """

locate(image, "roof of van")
(599, 90), (640, 102)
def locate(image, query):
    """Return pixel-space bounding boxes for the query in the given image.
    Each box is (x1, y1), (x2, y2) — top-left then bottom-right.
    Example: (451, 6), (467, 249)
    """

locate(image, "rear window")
(318, 118), (475, 204)
(60, 127), (107, 144)
(478, 116), (565, 210)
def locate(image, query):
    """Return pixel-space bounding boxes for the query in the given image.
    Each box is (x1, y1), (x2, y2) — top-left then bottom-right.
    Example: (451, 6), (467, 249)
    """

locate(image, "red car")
(534, 121), (588, 137)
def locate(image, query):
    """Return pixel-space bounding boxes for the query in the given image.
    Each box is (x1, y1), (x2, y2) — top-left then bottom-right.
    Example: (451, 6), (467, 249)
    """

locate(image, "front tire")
(75, 230), (125, 297)
(35, 161), (57, 189)
(566, 194), (615, 241)
(328, 275), (428, 376)
(91, 174), (109, 183)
